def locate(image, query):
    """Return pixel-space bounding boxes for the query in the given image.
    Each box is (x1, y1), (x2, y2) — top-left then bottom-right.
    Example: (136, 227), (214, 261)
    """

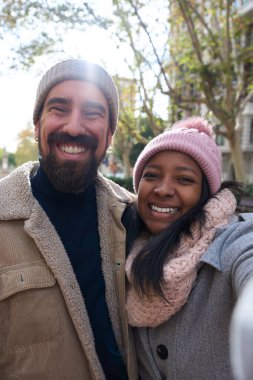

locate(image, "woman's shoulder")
(237, 213), (253, 223)
(201, 213), (253, 270)
(216, 213), (253, 240)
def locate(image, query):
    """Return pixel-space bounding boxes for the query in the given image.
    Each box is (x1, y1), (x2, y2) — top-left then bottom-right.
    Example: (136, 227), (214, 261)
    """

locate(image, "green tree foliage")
(106, 176), (134, 192)
(8, 152), (16, 167)
(111, 0), (253, 182)
(129, 116), (155, 166)
(0, 0), (111, 68)
(0, 148), (16, 167)
(112, 77), (150, 176)
(112, 0), (169, 137)
(15, 126), (38, 166)
(112, 77), (161, 175)
(0, 148), (4, 166)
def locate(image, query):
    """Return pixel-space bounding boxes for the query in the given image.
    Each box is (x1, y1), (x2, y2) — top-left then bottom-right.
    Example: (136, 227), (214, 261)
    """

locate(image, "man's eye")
(50, 106), (67, 113)
(85, 111), (102, 118)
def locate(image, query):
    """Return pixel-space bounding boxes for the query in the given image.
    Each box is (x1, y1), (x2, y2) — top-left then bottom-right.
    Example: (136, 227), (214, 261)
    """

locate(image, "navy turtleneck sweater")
(31, 167), (127, 380)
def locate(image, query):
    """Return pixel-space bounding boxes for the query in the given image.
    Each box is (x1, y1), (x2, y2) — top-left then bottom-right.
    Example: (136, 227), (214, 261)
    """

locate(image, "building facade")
(221, 1), (253, 182)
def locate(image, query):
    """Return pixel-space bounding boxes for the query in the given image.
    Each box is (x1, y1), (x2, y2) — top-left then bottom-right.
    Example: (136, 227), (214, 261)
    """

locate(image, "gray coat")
(134, 213), (253, 380)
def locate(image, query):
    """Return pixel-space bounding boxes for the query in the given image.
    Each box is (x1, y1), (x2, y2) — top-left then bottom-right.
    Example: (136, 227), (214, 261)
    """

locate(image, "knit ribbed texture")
(33, 59), (119, 134)
(133, 116), (222, 195)
(125, 188), (236, 327)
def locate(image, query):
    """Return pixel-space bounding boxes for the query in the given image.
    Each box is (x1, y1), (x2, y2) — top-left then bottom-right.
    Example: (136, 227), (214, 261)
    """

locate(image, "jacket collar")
(200, 216), (239, 271)
(0, 161), (38, 220)
(0, 162), (135, 221)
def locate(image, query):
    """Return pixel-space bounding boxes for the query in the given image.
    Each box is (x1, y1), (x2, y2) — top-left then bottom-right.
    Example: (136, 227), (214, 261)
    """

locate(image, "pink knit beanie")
(133, 116), (222, 195)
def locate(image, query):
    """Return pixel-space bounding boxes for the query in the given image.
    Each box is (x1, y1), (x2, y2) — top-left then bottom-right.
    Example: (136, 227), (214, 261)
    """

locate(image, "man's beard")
(39, 132), (103, 193)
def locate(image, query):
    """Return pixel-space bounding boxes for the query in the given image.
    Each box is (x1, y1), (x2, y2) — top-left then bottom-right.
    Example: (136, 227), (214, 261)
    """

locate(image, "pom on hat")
(133, 116), (222, 195)
(172, 117), (215, 138)
(33, 58), (119, 134)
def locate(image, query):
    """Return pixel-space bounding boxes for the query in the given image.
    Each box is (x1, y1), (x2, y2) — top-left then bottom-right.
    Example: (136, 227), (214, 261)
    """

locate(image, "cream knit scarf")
(125, 189), (236, 327)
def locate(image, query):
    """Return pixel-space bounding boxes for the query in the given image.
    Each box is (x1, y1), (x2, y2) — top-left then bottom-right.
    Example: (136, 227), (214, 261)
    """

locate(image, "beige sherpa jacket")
(0, 162), (137, 380)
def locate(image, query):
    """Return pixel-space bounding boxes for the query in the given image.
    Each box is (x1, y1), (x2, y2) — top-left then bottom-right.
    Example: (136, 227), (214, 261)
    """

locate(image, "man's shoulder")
(0, 161), (38, 219)
(0, 161), (38, 184)
(0, 161), (38, 193)
(96, 173), (136, 203)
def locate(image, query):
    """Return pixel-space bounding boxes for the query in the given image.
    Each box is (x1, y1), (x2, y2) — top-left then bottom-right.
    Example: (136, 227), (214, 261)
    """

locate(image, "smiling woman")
(137, 150), (203, 235)
(121, 116), (253, 380)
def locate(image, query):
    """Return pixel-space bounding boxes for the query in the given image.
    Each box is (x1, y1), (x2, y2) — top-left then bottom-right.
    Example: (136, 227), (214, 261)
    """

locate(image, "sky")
(0, 70), (38, 152)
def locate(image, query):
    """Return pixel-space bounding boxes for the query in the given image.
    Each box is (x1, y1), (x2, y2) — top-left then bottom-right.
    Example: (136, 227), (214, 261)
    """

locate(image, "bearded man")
(0, 59), (137, 380)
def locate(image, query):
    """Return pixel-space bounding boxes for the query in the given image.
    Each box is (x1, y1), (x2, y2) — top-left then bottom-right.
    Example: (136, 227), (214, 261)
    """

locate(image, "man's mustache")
(47, 132), (98, 151)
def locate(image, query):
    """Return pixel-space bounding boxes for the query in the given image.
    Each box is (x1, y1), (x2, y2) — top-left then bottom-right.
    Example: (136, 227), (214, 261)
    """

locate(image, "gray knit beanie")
(33, 58), (119, 134)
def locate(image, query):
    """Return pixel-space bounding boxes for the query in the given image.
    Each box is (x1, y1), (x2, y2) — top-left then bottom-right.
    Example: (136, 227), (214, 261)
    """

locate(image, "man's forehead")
(45, 79), (108, 107)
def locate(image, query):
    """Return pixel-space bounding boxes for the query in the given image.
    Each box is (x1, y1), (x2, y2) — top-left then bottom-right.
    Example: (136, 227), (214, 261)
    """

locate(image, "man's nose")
(62, 110), (85, 136)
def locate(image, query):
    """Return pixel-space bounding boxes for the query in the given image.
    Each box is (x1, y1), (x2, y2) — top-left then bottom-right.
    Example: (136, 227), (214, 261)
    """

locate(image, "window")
(216, 134), (225, 146)
(246, 24), (253, 47)
(250, 118), (253, 145)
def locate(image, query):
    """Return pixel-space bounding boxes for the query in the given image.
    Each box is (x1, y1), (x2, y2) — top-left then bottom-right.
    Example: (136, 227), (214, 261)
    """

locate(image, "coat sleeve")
(229, 216), (253, 380)
(230, 219), (253, 295)
(230, 276), (253, 380)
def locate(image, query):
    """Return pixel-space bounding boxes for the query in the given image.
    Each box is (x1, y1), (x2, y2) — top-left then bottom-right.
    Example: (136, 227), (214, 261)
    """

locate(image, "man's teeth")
(151, 205), (178, 213)
(60, 145), (86, 154)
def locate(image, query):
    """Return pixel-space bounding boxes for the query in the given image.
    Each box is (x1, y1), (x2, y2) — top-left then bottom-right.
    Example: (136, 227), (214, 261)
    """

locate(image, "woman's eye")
(178, 177), (194, 184)
(142, 172), (158, 179)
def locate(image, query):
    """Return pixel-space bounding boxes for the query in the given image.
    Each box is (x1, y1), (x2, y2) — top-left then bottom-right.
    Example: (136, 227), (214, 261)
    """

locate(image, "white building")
(220, 1), (253, 181)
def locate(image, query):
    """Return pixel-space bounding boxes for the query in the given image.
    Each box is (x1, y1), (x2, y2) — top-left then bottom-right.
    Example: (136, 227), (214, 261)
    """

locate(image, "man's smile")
(58, 143), (87, 155)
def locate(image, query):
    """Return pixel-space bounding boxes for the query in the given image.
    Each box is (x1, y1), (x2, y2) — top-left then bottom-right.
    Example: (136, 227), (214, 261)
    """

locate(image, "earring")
(35, 137), (38, 141)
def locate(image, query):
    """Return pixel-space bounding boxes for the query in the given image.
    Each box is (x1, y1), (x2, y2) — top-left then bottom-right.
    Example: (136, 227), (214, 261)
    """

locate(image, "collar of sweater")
(31, 166), (95, 206)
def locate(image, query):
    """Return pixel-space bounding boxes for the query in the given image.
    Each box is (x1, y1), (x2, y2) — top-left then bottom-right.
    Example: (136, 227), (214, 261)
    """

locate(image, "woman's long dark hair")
(122, 179), (244, 299)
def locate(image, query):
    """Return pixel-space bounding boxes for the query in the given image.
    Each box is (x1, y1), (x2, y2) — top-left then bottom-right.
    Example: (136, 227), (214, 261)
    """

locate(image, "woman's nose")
(154, 180), (175, 197)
